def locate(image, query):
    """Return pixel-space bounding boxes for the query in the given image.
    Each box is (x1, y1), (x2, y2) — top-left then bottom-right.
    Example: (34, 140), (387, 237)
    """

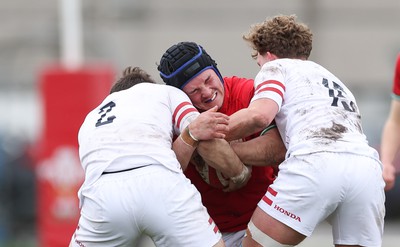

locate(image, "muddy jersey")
(251, 59), (379, 160)
(78, 83), (199, 201)
(185, 76), (277, 232)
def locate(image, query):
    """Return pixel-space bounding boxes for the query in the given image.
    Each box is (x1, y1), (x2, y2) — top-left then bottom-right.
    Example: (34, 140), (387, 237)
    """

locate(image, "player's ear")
(267, 52), (279, 60)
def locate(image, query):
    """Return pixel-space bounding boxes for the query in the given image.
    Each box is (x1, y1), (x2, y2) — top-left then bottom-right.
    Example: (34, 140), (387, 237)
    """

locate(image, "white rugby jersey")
(78, 83), (199, 190)
(251, 59), (379, 159)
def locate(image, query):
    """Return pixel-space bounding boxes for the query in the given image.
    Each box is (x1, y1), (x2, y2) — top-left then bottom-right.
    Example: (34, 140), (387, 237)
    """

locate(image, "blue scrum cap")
(158, 42), (223, 89)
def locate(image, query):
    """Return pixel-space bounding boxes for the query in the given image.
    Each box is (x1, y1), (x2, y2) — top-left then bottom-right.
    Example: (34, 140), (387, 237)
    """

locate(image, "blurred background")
(0, 0), (399, 246)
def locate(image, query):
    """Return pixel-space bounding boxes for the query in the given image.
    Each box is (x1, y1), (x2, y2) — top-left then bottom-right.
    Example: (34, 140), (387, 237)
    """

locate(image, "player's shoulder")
(132, 82), (183, 95)
(259, 59), (294, 75)
(224, 76), (253, 84)
(116, 82), (159, 94)
(271, 58), (314, 68)
(162, 84), (189, 97)
(224, 76), (253, 91)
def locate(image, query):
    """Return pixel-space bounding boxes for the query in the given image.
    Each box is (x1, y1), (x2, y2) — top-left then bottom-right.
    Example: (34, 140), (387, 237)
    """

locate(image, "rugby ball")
(195, 162), (229, 189)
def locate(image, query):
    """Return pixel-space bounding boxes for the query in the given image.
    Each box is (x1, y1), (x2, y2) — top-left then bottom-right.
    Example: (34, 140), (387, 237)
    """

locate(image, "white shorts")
(258, 152), (385, 247)
(222, 230), (246, 247)
(70, 164), (221, 247)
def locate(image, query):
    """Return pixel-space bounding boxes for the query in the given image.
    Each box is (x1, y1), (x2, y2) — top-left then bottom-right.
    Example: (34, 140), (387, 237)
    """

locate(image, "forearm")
(174, 106), (230, 170)
(380, 100), (400, 164)
(380, 120), (400, 165)
(231, 127), (286, 166)
(196, 139), (243, 177)
(224, 109), (264, 141)
(173, 128), (198, 171)
(225, 99), (278, 141)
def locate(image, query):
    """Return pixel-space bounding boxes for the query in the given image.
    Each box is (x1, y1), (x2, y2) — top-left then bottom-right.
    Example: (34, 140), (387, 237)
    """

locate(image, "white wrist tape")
(230, 165), (249, 184)
(247, 221), (294, 247)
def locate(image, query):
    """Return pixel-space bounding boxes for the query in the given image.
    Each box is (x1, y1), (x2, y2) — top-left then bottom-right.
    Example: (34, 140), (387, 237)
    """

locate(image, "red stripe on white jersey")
(267, 187), (278, 197)
(262, 187), (278, 206)
(255, 80), (285, 100)
(262, 195), (273, 206)
(255, 80), (285, 92)
(173, 102), (191, 124)
(208, 217), (219, 234)
(257, 87), (284, 99)
(176, 108), (197, 128)
(172, 101), (197, 128)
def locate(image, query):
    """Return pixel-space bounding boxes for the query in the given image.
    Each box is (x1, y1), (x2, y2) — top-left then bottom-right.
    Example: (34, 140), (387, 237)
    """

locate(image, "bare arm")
(173, 106), (230, 170)
(380, 99), (400, 190)
(230, 126), (286, 167)
(173, 134), (196, 171)
(189, 99), (281, 191)
(195, 139), (252, 192)
(196, 139), (244, 177)
(225, 98), (279, 141)
(194, 126), (286, 191)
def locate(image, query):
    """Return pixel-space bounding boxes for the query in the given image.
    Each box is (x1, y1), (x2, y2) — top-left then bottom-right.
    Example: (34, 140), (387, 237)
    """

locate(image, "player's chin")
(203, 102), (221, 112)
(196, 104), (209, 112)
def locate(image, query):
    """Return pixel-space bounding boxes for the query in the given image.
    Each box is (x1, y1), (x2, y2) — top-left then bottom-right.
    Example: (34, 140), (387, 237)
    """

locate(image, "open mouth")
(204, 91), (217, 104)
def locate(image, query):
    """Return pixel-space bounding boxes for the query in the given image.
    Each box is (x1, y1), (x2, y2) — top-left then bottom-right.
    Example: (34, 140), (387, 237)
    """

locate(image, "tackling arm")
(225, 98), (279, 141)
(196, 139), (252, 192)
(173, 106), (230, 170)
(197, 139), (245, 177)
(173, 132), (197, 171)
(230, 126), (286, 167)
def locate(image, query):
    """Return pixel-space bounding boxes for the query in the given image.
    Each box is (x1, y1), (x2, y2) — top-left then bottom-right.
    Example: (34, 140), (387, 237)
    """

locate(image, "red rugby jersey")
(392, 54), (400, 97)
(184, 76), (277, 232)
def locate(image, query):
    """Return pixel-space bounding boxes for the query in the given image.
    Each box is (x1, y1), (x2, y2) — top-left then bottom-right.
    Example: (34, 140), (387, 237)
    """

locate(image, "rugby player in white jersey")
(69, 66), (232, 247)
(227, 15), (386, 247)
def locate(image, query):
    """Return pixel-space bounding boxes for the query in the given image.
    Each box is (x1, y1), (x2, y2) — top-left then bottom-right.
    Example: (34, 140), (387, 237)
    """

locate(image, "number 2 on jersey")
(322, 78), (356, 112)
(96, 101), (116, 127)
